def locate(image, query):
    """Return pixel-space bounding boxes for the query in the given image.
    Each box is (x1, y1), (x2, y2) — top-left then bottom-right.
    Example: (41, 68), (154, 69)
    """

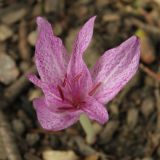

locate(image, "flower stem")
(79, 114), (96, 144)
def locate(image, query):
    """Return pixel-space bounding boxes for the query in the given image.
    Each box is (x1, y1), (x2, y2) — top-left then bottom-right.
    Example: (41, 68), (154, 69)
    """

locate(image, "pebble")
(28, 89), (42, 101)
(19, 61), (30, 72)
(109, 103), (119, 116)
(141, 157), (153, 160)
(24, 153), (41, 160)
(1, 5), (27, 25)
(12, 119), (25, 135)
(141, 98), (154, 118)
(65, 28), (79, 53)
(74, 136), (96, 156)
(156, 145), (160, 157)
(27, 31), (37, 46)
(100, 120), (119, 143)
(44, 0), (64, 13)
(95, 0), (110, 10)
(84, 39), (100, 67)
(85, 154), (99, 160)
(0, 25), (13, 42)
(93, 122), (103, 136)
(0, 136), (7, 159)
(102, 14), (120, 23)
(0, 53), (19, 84)
(54, 22), (63, 35)
(126, 108), (139, 129)
(42, 150), (78, 160)
(26, 133), (40, 146)
(50, 136), (61, 148)
(144, 76), (155, 87)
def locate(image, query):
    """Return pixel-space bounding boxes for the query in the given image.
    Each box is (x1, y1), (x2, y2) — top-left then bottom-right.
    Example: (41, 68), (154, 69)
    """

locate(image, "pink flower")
(28, 16), (140, 131)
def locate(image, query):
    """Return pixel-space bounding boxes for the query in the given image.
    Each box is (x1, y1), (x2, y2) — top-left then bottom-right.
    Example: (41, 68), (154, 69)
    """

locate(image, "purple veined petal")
(27, 73), (42, 88)
(72, 16), (96, 56)
(67, 16), (96, 93)
(27, 74), (64, 108)
(35, 17), (69, 84)
(82, 96), (109, 124)
(33, 97), (82, 131)
(91, 36), (140, 104)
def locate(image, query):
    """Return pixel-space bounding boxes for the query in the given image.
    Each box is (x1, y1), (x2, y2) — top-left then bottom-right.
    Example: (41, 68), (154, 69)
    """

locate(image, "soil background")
(0, 0), (160, 160)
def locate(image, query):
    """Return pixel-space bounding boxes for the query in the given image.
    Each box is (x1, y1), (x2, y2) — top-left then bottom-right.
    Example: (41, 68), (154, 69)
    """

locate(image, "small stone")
(32, 4), (41, 17)
(1, 5), (27, 25)
(19, 61), (30, 72)
(50, 136), (61, 148)
(24, 153), (41, 160)
(65, 28), (79, 53)
(84, 39), (100, 68)
(141, 98), (154, 118)
(102, 14), (120, 22)
(17, 109), (33, 128)
(12, 119), (25, 135)
(54, 22), (63, 35)
(78, 0), (92, 4)
(157, 145), (160, 157)
(0, 136), (7, 159)
(74, 4), (88, 19)
(109, 103), (119, 116)
(26, 133), (40, 146)
(0, 53), (19, 84)
(100, 120), (119, 143)
(44, 0), (64, 13)
(126, 108), (139, 129)
(85, 154), (99, 160)
(145, 76), (155, 87)
(42, 150), (78, 160)
(27, 31), (37, 46)
(74, 136), (96, 156)
(0, 25), (13, 41)
(93, 122), (102, 135)
(28, 89), (42, 101)
(142, 157), (153, 160)
(95, 0), (110, 10)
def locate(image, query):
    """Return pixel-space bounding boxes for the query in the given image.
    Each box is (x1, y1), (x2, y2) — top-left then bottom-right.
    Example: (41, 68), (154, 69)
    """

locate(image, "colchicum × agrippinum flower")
(28, 16), (140, 142)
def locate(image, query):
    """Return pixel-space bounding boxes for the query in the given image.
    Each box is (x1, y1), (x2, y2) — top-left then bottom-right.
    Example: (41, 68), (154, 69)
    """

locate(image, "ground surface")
(0, 0), (160, 160)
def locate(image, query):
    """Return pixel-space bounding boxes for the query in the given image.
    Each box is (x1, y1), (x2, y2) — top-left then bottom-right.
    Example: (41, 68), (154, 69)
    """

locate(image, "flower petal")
(33, 97), (81, 131)
(91, 36), (140, 104)
(35, 17), (69, 84)
(82, 97), (109, 124)
(72, 16), (96, 55)
(67, 16), (96, 92)
(27, 73), (42, 88)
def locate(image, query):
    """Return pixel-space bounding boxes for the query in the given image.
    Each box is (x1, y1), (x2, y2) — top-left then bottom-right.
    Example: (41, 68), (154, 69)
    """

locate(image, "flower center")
(56, 72), (85, 110)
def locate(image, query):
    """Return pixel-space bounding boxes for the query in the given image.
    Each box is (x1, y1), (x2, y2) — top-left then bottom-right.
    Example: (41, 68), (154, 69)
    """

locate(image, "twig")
(140, 63), (160, 82)
(129, 18), (160, 36)
(18, 20), (30, 61)
(155, 82), (160, 131)
(0, 111), (22, 160)
(0, 65), (36, 109)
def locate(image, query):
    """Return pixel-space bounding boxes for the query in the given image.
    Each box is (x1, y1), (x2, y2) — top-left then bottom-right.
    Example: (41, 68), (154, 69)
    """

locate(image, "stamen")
(73, 72), (83, 82)
(57, 85), (64, 100)
(62, 74), (67, 87)
(88, 82), (102, 96)
(57, 106), (75, 111)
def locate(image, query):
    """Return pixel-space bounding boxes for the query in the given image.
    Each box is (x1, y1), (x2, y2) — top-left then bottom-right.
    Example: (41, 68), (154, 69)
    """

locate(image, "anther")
(73, 72), (83, 82)
(62, 74), (67, 87)
(88, 82), (102, 96)
(57, 85), (64, 100)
